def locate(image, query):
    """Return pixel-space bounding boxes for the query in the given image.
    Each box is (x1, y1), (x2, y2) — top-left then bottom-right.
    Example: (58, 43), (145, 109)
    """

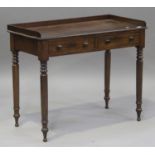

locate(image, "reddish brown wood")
(12, 34), (38, 56)
(10, 34), (20, 127)
(7, 14), (146, 142)
(7, 14), (146, 39)
(40, 61), (48, 142)
(136, 46), (143, 121)
(12, 50), (20, 127)
(97, 30), (140, 50)
(48, 36), (95, 56)
(8, 14), (145, 30)
(104, 50), (111, 109)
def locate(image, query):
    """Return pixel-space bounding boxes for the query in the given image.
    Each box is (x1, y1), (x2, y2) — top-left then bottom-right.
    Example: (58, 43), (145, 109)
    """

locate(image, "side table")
(7, 14), (147, 142)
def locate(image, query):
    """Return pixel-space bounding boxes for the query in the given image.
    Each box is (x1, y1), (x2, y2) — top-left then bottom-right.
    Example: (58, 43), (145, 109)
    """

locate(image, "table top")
(7, 14), (146, 40)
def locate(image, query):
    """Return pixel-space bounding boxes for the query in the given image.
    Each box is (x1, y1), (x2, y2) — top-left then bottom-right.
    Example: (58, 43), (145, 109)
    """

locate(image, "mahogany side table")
(7, 15), (147, 142)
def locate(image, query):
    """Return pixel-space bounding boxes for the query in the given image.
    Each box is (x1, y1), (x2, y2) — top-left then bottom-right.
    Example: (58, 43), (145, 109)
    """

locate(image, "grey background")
(0, 8), (155, 146)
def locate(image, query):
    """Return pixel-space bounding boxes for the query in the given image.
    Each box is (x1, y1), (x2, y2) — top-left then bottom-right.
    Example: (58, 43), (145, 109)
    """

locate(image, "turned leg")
(40, 61), (48, 142)
(104, 50), (111, 109)
(12, 51), (20, 127)
(136, 47), (143, 121)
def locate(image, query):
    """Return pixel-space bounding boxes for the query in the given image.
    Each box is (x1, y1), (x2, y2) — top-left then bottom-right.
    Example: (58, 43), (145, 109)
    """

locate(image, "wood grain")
(7, 14), (146, 39)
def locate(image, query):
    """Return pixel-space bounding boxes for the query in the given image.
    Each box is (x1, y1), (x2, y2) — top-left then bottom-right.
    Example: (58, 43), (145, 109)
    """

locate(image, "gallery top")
(7, 14), (146, 40)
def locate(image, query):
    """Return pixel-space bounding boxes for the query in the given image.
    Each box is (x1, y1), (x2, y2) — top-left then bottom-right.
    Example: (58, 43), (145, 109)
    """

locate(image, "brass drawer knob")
(105, 39), (111, 44)
(83, 41), (89, 48)
(56, 45), (63, 50)
(129, 36), (134, 42)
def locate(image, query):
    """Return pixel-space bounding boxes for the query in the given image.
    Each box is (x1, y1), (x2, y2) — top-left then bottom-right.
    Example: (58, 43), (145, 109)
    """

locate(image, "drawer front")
(97, 32), (140, 50)
(48, 37), (95, 56)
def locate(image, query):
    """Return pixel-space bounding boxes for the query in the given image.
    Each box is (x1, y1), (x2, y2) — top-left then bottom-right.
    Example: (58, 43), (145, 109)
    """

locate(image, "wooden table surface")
(8, 14), (146, 39)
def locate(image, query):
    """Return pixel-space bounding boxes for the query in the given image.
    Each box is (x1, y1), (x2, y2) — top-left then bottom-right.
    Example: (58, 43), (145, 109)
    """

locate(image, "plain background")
(0, 7), (155, 146)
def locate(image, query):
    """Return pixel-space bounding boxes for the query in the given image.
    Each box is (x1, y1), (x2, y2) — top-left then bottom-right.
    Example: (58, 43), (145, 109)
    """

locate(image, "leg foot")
(104, 97), (110, 109)
(14, 113), (20, 127)
(137, 111), (141, 121)
(42, 128), (48, 142)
